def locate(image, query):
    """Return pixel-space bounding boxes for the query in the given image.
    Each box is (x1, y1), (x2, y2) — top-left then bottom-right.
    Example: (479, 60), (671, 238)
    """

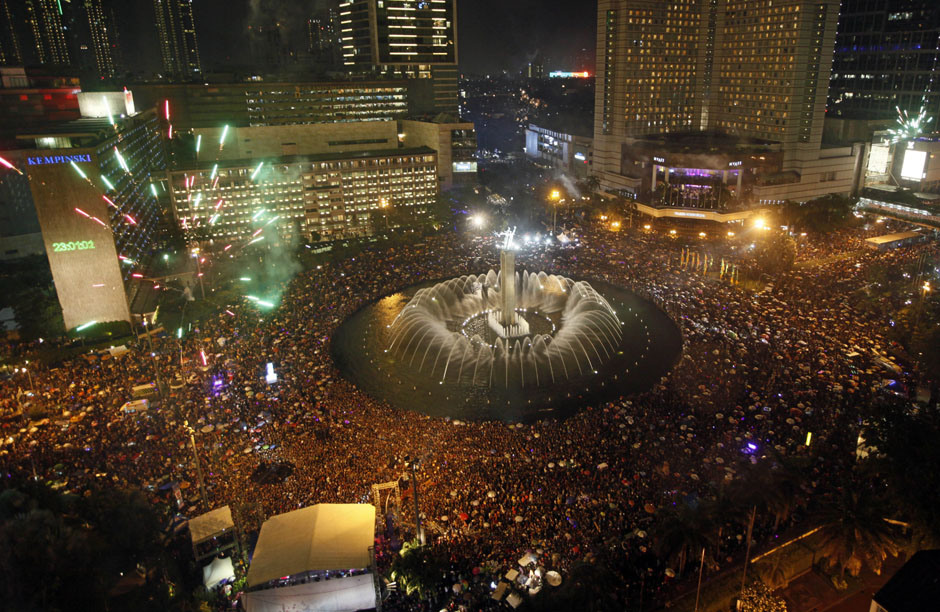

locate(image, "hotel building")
(594, 0), (864, 214)
(338, 0), (459, 115)
(0, 97), (165, 328)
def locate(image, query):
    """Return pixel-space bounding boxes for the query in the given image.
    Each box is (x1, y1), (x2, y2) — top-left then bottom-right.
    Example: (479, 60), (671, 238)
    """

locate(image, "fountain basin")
(332, 275), (682, 422)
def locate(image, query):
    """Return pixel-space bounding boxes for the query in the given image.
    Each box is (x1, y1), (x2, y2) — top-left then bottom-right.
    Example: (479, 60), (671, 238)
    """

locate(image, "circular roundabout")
(333, 266), (682, 422)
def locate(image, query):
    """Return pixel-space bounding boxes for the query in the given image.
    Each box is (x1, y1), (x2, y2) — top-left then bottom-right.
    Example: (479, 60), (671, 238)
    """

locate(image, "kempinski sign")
(27, 154), (92, 166)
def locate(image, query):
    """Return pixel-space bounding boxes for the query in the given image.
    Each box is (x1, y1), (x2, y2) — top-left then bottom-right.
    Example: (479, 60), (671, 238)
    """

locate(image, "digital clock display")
(52, 240), (95, 252)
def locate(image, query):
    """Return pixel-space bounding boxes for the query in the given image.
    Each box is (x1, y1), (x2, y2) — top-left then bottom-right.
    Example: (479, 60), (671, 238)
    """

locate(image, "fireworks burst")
(888, 106), (932, 143)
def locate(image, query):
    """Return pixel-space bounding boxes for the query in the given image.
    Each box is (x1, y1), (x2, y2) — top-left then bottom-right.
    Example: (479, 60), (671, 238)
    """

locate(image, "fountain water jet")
(387, 230), (623, 388)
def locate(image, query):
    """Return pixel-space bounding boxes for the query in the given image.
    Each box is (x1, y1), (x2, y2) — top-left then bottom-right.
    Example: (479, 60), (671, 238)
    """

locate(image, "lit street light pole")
(18, 362), (35, 393)
(549, 189), (561, 235)
(405, 455), (424, 545)
(379, 197), (390, 230)
(185, 422), (210, 510)
(142, 319), (166, 400)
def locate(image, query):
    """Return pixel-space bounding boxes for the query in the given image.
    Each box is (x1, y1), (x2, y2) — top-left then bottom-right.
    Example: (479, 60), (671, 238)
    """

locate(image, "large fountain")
(386, 229), (624, 388)
(332, 230), (681, 421)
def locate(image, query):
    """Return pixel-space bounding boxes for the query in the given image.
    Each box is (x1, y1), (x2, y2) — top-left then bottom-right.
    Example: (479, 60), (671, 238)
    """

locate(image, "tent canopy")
(246, 504), (375, 587)
(189, 506), (234, 545)
(203, 556), (236, 590)
(243, 574), (375, 612)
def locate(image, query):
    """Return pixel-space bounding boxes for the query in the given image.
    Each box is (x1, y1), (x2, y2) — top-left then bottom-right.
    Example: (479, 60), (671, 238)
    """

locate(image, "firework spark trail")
(0, 155), (23, 175)
(103, 96), (114, 126)
(101, 174), (115, 190)
(70, 160), (88, 179)
(164, 100), (170, 121)
(114, 147), (130, 173)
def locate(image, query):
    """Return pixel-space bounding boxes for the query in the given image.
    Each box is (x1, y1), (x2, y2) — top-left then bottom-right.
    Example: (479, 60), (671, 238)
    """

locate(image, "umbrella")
(514, 515), (524, 523)
(545, 571), (562, 587)
(459, 512), (469, 521)
(597, 463), (609, 470)
(487, 491), (496, 498)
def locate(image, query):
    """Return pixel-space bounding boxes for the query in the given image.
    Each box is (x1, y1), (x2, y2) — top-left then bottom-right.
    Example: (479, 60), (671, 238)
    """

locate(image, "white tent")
(246, 504), (375, 588)
(189, 506), (235, 545)
(203, 556), (235, 589)
(243, 574), (375, 612)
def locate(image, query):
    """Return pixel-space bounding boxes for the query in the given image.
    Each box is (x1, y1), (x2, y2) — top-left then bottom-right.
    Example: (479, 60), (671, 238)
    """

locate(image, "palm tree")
(814, 481), (903, 577)
(389, 539), (443, 600)
(705, 482), (744, 564)
(733, 455), (807, 532)
(653, 500), (715, 576)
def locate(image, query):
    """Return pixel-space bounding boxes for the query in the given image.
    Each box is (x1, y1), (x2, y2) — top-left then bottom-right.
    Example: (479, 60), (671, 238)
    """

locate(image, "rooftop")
(873, 550), (940, 612)
(171, 146), (437, 172)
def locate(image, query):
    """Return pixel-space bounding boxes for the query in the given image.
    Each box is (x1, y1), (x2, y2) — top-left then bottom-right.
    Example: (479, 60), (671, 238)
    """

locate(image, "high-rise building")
(25, 0), (71, 65)
(83, 0), (116, 79)
(131, 80), (413, 129)
(828, 1), (940, 128)
(339, 0), (456, 67)
(153, 0), (202, 80)
(170, 122), (438, 242)
(0, 103), (166, 328)
(594, 0), (860, 207)
(339, 0), (458, 114)
(0, 0), (22, 66)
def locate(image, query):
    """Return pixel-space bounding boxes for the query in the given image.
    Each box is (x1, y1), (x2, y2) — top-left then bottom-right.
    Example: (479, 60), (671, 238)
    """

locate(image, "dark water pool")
(332, 278), (681, 422)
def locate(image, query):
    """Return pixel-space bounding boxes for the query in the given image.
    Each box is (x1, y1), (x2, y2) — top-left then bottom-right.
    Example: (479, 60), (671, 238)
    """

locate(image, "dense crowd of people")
(0, 219), (934, 610)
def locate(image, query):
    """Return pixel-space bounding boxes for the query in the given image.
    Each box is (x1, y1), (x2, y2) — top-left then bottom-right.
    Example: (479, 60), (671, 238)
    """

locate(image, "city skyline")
(1, 0), (597, 77)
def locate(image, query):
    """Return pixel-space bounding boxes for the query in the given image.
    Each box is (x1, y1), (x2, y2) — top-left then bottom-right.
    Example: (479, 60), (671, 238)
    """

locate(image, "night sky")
(112, 0), (596, 76)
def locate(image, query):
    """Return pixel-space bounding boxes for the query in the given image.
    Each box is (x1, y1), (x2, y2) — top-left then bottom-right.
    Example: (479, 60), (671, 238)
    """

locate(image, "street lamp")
(549, 189), (562, 235)
(378, 197), (389, 230)
(470, 214), (484, 229)
(404, 455), (425, 545)
(184, 421), (210, 511)
(15, 364), (34, 393)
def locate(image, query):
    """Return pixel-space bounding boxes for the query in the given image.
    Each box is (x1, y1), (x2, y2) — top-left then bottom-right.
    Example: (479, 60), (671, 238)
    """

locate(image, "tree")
(732, 457), (805, 532)
(754, 233), (797, 276)
(862, 405), (940, 542)
(738, 581), (787, 612)
(528, 561), (622, 612)
(705, 482), (745, 563)
(389, 539), (444, 600)
(788, 194), (858, 233)
(0, 482), (186, 611)
(653, 500), (715, 575)
(814, 480), (903, 577)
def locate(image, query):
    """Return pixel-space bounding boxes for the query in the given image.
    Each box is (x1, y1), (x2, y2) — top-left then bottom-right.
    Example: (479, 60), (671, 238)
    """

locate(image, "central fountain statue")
(386, 230), (624, 388)
(488, 228), (530, 338)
